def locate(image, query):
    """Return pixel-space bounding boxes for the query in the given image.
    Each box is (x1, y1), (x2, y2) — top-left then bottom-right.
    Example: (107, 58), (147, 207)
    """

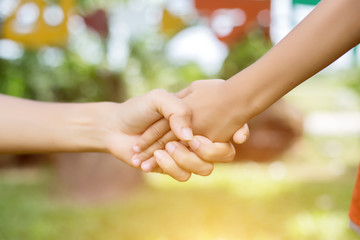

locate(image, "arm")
(0, 91), (239, 182)
(0, 90), (193, 156)
(173, 0), (360, 142)
(0, 94), (108, 154)
(135, 0), (360, 157)
(221, 0), (360, 133)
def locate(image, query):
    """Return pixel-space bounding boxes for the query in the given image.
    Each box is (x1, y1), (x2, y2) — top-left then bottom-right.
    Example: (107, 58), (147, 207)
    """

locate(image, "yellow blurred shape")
(2, 0), (74, 49)
(161, 9), (186, 36)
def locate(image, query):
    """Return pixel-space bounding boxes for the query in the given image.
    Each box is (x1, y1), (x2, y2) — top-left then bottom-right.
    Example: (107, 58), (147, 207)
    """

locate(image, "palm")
(105, 94), (168, 166)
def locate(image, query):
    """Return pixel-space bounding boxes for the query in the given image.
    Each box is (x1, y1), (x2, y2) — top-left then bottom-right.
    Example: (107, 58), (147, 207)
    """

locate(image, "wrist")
(223, 65), (282, 123)
(66, 102), (116, 153)
(221, 74), (260, 124)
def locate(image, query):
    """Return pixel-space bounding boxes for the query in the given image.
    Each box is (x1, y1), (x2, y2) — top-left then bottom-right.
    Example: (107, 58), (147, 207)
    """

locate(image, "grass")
(0, 135), (359, 240)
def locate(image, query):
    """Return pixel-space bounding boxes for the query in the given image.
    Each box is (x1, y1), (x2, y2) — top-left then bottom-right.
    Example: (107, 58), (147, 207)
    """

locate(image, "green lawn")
(0, 135), (359, 240)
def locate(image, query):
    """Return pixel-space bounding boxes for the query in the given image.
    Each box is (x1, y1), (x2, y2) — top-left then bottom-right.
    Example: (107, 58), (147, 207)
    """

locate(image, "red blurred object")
(234, 100), (303, 162)
(83, 9), (109, 38)
(194, 0), (271, 45)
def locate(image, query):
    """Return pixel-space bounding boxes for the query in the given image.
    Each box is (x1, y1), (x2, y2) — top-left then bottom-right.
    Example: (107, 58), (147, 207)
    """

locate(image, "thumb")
(174, 85), (192, 99)
(151, 89), (193, 141)
(232, 123), (250, 144)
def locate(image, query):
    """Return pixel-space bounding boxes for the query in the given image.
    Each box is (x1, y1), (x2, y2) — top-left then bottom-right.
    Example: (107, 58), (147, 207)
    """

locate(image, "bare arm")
(170, 0), (360, 142)
(0, 94), (108, 153)
(135, 0), (360, 152)
(0, 92), (241, 181)
(224, 0), (360, 124)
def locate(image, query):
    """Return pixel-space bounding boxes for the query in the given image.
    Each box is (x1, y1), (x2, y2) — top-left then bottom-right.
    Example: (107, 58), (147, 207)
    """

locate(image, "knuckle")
(176, 105), (191, 117)
(189, 81), (198, 90)
(173, 147), (193, 163)
(202, 148), (217, 161)
(139, 139), (167, 161)
(150, 126), (164, 139)
(138, 133), (154, 146)
(177, 173), (191, 182)
(222, 150), (236, 163)
(150, 89), (167, 97)
(198, 163), (214, 176)
(156, 137), (167, 150)
(137, 138), (148, 149)
(148, 89), (157, 98)
(141, 144), (168, 161)
(138, 151), (153, 161)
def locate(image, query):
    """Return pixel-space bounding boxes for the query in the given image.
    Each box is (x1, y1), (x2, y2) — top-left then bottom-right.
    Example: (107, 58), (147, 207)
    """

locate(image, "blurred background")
(0, 0), (360, 239)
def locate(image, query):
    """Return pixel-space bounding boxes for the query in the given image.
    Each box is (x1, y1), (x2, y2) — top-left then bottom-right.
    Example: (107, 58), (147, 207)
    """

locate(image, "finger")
(140, 157), (159, 173)
(169, 113), (193, 141)
(188, 136), (236, 163)
(133, 131), (178, 163)
(165, 141), (214, 176)
(154, 150), (191, 182)
(150, 89), (193, 141)
(174, 86), (192, 99)
(133, 118), (170, 153)
(151, 167), (163, 173)
(232, 123), (250, 144)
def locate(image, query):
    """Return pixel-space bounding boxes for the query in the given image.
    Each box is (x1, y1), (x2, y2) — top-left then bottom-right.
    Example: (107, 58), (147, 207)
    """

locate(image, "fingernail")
(133, 145), (141, 153)
(141, 162), (152, 172)
(181, 128), (193, 140)
(132, 155), (141, 167)
(189, 138), (200, 150)
(238, 135), (247, 144)
(166, 142), (176, 154)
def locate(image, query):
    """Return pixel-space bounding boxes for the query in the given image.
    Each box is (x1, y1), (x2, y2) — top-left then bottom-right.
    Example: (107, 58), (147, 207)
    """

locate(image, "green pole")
(292, 0), (321, 6)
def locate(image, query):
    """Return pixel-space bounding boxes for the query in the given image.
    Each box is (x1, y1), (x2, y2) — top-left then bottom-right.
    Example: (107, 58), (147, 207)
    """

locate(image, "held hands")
(100, 87), (249, 181)
(131, 80), (250, 181)
(100, 89), (194, 168)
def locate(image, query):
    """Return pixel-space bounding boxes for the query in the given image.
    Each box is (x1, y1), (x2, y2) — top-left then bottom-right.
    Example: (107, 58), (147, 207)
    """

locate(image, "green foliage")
(0, 50), (126, 102)
(0, 0), (273, 102)
(344, 68), (360, 97)
(220, 29), (272, 80)
(121, 38), (208, 97)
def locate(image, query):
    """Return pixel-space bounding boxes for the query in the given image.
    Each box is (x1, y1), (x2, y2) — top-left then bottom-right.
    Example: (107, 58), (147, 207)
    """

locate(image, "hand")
(100, 89), (194, 167)
(178, 79), (250, 141)
(132, 79), (250, 158)
(103, 88), (247, 182)
(139, 135), (246, 181)
(132, 123), (249, 171)
(131, 80), (250, 179)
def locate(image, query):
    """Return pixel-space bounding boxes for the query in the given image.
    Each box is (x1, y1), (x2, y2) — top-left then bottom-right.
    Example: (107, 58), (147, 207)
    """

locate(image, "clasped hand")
(111, 80), (250, 181)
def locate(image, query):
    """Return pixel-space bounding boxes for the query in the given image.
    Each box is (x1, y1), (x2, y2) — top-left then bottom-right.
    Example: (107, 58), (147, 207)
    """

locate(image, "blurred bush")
(220, 29), (272, 79)
(0, 49), (126, 102)
(0, 0), (273, 102)
(345, 68), (360, 97)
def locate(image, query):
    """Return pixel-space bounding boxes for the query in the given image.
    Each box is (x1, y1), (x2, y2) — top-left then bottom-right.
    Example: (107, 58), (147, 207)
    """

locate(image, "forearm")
(0, 94), (110, 154)
(224, 0), (360, 121)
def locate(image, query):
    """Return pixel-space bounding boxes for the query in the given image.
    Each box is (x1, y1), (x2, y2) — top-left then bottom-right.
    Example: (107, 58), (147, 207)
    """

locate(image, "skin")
(133, 81), (250, 169)
(0, 90), (248, 181)
(0, 90), (194, 155)
(136, 0), (360, 169)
